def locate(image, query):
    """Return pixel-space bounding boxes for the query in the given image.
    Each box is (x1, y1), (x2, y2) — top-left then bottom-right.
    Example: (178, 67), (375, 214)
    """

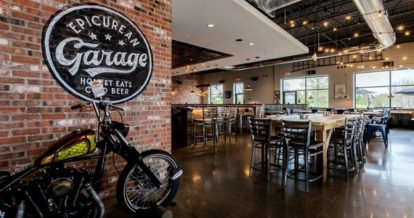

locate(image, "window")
(208, 84), (224, 104)
(281, 76), (329, 107)
(391, 69), (414, 108)
(233, 82), (244, 104)
(354, 69), (414, 108)
(355, 71), (390, 108)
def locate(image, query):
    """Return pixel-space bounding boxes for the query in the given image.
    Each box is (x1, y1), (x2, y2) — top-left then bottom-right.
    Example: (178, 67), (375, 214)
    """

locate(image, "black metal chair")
(366, 109), (391, 149)
(281, 120), (323, 192)
(328, 118), (357, 179)
(354, 116), (368, 169)
(248, 118), (283, 178)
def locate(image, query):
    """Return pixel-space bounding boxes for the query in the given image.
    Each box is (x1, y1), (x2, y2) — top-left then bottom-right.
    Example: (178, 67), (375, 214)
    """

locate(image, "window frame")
(233, 82), (244, 104)
(208, 84), (224, 104)
(354, 69), (414, 109)
(281, 75), (329, 107)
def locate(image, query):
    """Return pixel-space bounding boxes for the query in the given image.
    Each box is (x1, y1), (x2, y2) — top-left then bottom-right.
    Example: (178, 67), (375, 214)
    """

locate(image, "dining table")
(267, 113), (362, 182)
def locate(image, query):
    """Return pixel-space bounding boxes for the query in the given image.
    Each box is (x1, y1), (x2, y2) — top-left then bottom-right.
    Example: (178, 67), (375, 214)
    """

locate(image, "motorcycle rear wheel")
(116, 150), (180, 214)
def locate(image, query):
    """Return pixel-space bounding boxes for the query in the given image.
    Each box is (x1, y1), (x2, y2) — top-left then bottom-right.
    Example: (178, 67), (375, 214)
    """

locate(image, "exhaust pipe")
(353, 0), (396, 49)
(85, 184), (105, 218)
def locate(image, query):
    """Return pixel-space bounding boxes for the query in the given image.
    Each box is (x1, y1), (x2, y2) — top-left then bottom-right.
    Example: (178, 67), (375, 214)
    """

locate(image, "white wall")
(200, 67), (275, 104)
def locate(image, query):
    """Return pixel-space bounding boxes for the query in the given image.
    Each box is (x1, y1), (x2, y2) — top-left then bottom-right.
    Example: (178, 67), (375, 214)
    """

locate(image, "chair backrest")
(353, 117), (364, 141)
(203, 107), (217, 120)
(281, 120), (312, 147)
(216, 106), (225, 119)
(381, 109), (391, 124)
(334, 118), (356, 142)
(248, 118), (272, 142)
(255, 104), (265, 118)
(228, 107), (237, 120)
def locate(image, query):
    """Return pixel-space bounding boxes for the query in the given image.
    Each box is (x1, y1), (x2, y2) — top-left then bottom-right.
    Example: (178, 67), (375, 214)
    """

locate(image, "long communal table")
(268, 114), (361, 182)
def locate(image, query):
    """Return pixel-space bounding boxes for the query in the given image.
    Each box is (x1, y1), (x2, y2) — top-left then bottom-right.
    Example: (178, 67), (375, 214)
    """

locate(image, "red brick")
(14, 0), (40, 9)
(0, 107), (25, 113)
(13, 70), (40, 78)
(41, 5), (56, 13)
(0, 161), (9, 168)
(12, 128), (40, 136)
(0, 23), (8, 30)
(12, 114), (39, 121)
(11, 55), (40, 64)
(41, 113), (65, 120)
(0, 137), (26, 144)
(12, 41), (40, 50)
(11, 26), (40, 36)
(12, 11), (39, 22)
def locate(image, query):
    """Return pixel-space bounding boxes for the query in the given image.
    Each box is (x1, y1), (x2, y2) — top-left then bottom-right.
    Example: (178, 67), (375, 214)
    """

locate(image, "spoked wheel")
(116, 150), (181, 214)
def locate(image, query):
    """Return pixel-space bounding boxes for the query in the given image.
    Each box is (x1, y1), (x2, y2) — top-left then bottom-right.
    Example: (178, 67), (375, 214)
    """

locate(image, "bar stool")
(248, 118), (283, 178)
(281, 120), (323, 192)
(327, 119), (357, 179)
(240, 107), (257, 134)
(214, 106), (227, 146)
(225, 107), (238, 145)
(192, 107), (217, 148)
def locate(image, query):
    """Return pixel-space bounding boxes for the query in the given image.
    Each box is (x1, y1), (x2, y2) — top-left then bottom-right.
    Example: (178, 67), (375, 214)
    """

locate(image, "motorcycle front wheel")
(116, 150), (181, 214)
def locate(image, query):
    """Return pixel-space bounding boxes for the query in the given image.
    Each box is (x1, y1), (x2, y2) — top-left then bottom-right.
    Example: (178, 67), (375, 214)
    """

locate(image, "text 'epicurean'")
(66, 15), (140, 47)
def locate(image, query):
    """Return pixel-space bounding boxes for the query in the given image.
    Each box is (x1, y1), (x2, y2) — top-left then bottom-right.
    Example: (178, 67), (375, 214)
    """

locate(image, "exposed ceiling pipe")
(249, 0), (301, 17)
(353, 0), (396, 49)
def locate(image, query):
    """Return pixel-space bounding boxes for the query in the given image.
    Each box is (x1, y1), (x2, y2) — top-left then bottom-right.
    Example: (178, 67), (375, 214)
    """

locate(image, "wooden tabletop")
(266, 114), (361, 130)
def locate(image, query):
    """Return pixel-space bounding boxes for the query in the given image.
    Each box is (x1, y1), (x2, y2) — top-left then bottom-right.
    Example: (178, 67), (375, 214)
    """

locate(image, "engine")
(10, 166), (95, 217)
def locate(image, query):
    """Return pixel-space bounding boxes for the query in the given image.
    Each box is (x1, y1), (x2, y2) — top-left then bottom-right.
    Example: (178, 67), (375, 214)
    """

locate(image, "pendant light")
(245, 84), (253, 91)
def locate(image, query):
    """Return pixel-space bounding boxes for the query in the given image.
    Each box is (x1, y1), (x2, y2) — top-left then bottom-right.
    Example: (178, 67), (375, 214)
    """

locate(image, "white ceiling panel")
(172, 0), (308, 75)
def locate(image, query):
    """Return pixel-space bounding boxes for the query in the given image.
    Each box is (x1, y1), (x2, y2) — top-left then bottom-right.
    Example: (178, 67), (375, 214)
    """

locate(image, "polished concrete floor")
(108, 129), (414, 218)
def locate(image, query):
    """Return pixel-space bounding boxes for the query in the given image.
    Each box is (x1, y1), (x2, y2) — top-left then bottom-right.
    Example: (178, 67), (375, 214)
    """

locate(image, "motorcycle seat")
(0, 171), (10, 186)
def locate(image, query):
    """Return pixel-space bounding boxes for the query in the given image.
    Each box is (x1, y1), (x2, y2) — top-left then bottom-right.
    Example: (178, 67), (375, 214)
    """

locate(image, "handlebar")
(70, 99), (124, 125)
(110, 105), (124, 112)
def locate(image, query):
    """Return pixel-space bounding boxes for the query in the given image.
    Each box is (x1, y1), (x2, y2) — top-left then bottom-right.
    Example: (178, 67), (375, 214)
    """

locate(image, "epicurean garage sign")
(42, 4), (153, 104)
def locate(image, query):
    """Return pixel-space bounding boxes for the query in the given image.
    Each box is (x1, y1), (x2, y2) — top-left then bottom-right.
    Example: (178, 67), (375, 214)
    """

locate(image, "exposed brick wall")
(172, 75), (203, 104)
(0, 0), (171, 199)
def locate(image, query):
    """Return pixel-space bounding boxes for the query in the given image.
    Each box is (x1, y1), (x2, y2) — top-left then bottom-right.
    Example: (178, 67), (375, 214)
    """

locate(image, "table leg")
(316, 129), (333, 183)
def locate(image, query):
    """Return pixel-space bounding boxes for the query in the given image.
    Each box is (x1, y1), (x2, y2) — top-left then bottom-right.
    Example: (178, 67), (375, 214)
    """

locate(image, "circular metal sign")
(42, 4), (153, 104)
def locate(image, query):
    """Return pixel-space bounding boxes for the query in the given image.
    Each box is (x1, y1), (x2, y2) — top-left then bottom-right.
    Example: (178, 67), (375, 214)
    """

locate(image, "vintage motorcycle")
(0, 99), (183, 217)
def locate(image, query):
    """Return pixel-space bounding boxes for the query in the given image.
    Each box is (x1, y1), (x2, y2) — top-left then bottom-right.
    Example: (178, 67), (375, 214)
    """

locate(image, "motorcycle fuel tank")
(35, 129), (96, 166)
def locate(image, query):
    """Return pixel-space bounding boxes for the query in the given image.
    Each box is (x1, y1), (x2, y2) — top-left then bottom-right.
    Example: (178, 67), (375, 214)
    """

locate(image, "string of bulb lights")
(288, 11), (411, 58)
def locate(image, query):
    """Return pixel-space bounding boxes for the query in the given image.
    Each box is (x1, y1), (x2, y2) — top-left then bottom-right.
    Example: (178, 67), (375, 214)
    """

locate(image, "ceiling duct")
(249, 0), (301, 16)
(353, 0), (396, 49)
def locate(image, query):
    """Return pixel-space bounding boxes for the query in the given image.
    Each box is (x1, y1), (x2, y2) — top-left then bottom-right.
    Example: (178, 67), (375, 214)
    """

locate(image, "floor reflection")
(169, 128), (414, 218)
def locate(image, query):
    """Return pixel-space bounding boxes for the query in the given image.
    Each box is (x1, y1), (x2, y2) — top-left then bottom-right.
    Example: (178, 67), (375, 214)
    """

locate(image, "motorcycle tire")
(116, 150), (181, 214)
